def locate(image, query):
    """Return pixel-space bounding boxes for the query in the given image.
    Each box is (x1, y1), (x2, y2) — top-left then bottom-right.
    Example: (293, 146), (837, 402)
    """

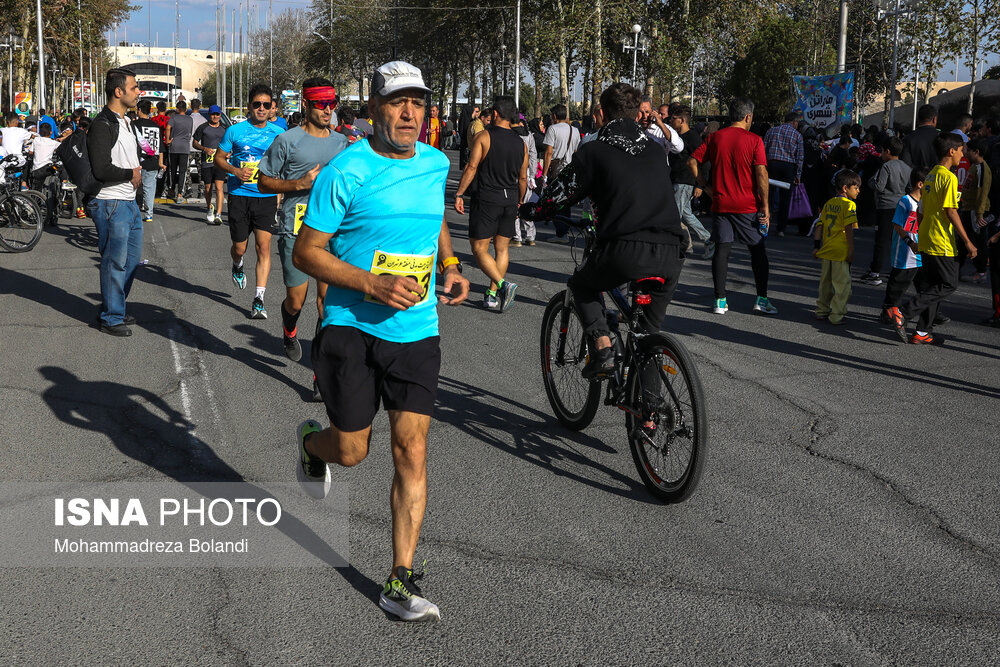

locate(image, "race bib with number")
(241, 160), (260, 184)
(365, 251), (434, 305)
(293, 203), (307, 235)
(204, 149), (216, 164)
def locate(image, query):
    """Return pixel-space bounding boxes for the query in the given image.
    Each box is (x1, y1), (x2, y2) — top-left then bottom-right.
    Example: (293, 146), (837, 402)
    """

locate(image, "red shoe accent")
(284, 326), (297, 338)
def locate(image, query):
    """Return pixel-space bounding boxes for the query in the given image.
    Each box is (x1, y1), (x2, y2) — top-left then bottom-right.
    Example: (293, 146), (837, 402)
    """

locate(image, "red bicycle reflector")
(636, 294), (652, 305)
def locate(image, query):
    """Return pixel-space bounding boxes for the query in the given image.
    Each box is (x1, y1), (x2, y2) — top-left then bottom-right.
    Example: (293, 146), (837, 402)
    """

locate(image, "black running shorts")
(228, 194), (279, 243)
(201, 165), (227, 184)
(469, 197), (516, 240)
(312, 325), (441, 432)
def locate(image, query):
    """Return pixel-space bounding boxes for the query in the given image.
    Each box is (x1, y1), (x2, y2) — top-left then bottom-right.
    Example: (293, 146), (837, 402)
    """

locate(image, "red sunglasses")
(308, 99), (336, 110)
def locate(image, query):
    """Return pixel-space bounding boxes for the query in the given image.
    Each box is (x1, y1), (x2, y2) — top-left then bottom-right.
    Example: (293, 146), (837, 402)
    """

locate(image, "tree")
(724, 14), (836, 121)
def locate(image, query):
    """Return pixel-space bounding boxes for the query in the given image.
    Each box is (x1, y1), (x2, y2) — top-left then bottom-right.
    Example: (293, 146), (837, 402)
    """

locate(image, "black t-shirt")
(132, 118), (162, 171)
(562, 120), (684, 245)
(670, 129), (702, 186)
(193, 123), (226, 167)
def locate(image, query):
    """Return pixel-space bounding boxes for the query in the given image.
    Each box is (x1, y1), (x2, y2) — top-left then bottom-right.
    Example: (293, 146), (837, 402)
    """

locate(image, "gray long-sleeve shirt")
(870, 159), (912, 210)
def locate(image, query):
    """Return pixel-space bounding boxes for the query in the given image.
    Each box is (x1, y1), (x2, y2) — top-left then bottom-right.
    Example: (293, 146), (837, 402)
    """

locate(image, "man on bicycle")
(520, 82), (686, 379)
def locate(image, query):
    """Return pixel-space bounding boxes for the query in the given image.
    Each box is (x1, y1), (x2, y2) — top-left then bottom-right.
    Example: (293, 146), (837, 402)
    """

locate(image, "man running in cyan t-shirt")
(291, 61), (469, 622)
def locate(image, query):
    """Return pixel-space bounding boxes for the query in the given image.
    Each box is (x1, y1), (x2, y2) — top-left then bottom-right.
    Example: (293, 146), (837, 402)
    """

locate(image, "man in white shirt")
(0, 112), (32, 167)
(638, 97), (684, 160)
(87, 67), (143, 337)
(29, 123), (64, 226)
(541, 103), (580, 240)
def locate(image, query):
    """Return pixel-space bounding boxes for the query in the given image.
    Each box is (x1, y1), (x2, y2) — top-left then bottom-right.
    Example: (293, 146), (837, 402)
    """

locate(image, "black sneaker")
(283, 332), (302, 361)
(581, 346), (615, 379)
(100, 323), (132, 337)
(295, 420), (330, 499)
(379, 564), (441, 621)
(933, 313), (950, 325)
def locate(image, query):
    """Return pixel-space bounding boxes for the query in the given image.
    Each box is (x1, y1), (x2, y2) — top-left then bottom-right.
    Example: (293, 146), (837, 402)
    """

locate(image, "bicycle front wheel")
(625, 332), (707, 503)
(0, 192), (43, 252)
(540, 290), (601, 430)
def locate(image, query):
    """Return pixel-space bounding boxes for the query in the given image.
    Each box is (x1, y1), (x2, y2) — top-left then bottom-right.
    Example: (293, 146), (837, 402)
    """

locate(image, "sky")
(116, 1), (996, 87)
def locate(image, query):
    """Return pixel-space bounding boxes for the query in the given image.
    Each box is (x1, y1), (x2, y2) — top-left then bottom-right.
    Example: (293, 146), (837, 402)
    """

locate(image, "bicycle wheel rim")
(0, 194), (42, 251)
(541, 296), (600, 426)
(628, 335), (706, 500)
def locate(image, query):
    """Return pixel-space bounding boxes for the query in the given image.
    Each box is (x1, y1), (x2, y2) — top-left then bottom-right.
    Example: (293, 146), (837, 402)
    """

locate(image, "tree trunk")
(582, 48), (591, 117)
(450, 58), (459, 117)
(556, 0), (569, 106)
(591, 0), (602, 112)
(468, 48), (478, 104)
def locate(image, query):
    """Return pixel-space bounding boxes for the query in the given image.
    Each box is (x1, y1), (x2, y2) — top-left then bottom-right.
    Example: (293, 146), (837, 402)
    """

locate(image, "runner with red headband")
(258, 78), (348, 400)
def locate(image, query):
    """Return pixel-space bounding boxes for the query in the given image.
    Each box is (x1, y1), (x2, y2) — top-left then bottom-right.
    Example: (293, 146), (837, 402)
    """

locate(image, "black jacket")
(87, 106), (137, 187)
(522, 118), (685, 246)
(900, 125), (939, 171)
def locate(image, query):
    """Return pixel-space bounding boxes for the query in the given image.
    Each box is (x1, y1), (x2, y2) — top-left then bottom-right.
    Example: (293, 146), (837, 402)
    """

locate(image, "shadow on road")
(435, 376), (658, 504)
(668, 313), (1000, 399)
(37, 366), (377, 597)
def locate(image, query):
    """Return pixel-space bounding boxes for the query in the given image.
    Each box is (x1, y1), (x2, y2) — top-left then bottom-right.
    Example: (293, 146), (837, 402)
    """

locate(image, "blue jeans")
(673, 183), (711, 242)
(140, 169), (158, 219)
(89, 198), (144, 326)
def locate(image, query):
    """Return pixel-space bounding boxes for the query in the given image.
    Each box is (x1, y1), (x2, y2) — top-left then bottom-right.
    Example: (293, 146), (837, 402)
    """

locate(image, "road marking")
(166, 326), (226, 461)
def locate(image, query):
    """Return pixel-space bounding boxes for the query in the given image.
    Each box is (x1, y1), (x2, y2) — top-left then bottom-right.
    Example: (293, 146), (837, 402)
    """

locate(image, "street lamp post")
(622, 24), (648, 87)
(878, 0), (918, 131)
(36, 0), (46, 111)
(1, 32), (24, 111)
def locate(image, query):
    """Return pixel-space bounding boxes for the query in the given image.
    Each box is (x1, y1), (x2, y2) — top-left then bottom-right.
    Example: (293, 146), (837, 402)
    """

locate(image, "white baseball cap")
(371, 61), (432, 98)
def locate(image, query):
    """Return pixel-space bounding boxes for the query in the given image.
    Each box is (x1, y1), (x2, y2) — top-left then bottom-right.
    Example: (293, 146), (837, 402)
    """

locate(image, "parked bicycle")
(0, 154), (44, 252)
(540, 224), (707, 503)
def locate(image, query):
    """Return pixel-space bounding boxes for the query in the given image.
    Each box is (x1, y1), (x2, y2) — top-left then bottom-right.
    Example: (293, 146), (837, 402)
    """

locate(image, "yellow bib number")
(241, 160), (260, 184)
(365, 251), (434, 305)
(293, 203), (307, 235)
(205, 149), (216, 164)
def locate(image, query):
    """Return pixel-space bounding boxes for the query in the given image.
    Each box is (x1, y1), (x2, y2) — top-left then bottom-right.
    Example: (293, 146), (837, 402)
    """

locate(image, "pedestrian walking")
(763, 111), (804, 236)
(689, 97), (778, 316)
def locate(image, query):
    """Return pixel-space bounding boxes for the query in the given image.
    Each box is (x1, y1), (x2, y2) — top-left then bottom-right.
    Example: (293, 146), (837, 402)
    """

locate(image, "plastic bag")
(788, 183), (813, 220)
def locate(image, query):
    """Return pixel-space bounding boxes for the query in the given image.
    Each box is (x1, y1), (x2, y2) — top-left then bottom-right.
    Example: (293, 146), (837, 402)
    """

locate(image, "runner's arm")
(213, 148), (253, 181)
(258, 165), (321, 195)
(292, 225), (425, 311)
(436, 217), (469, 306)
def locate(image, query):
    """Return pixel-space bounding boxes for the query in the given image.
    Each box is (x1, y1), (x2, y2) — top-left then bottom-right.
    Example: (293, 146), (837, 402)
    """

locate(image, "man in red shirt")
(689, 96), (778, 315)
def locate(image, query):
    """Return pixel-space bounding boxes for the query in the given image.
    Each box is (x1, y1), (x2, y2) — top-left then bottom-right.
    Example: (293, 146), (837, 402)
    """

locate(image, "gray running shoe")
(484, 293), (500, 311)
(498, 281), (518, 313)
(250, 296), (267, 319)
(379, 565), (441, 622)
(232, 265), (247, 289)
(295, 420), (330, 499)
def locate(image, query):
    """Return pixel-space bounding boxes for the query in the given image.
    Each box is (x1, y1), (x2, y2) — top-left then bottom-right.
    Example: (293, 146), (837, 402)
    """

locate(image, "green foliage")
(723, 14), (835, 121)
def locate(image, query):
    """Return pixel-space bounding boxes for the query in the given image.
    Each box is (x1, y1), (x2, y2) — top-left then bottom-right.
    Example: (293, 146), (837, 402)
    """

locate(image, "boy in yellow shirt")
(901, 134), (979, 344)
(813, 169), (861, 324)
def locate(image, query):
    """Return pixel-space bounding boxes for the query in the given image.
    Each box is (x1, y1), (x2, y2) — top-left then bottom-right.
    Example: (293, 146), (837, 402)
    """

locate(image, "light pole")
(1, 32), (24, 111)
(36, 0), (46, 111)
(878, 0), (918, 131)
(514, 0), (521, 108)
(622, 24), (648, 86)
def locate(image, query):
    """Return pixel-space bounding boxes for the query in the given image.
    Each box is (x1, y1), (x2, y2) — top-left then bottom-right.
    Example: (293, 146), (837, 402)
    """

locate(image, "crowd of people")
(41, 55), (994, 625)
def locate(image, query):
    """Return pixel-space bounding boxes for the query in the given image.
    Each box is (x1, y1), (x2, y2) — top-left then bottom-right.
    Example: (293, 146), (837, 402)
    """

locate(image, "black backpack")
(56, 129), (103, 196)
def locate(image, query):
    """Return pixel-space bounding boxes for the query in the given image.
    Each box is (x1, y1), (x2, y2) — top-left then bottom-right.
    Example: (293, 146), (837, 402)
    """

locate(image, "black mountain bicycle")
(539, 225), (707, 503)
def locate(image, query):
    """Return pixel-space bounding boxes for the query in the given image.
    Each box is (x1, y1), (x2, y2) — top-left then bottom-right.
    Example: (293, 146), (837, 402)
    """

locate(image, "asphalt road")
(2, 154), (999, 665)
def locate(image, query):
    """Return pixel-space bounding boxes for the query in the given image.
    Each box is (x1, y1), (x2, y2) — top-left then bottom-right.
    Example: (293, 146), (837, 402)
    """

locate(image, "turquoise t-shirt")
(218, 120), (284, 197)
(303, 139), (450, 343)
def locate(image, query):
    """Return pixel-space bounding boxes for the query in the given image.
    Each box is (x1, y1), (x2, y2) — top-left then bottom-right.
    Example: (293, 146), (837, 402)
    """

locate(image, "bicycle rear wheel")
(0, 192), (43, 252)
(540, 290), (601, 430)
(625, 332), (707, 503)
